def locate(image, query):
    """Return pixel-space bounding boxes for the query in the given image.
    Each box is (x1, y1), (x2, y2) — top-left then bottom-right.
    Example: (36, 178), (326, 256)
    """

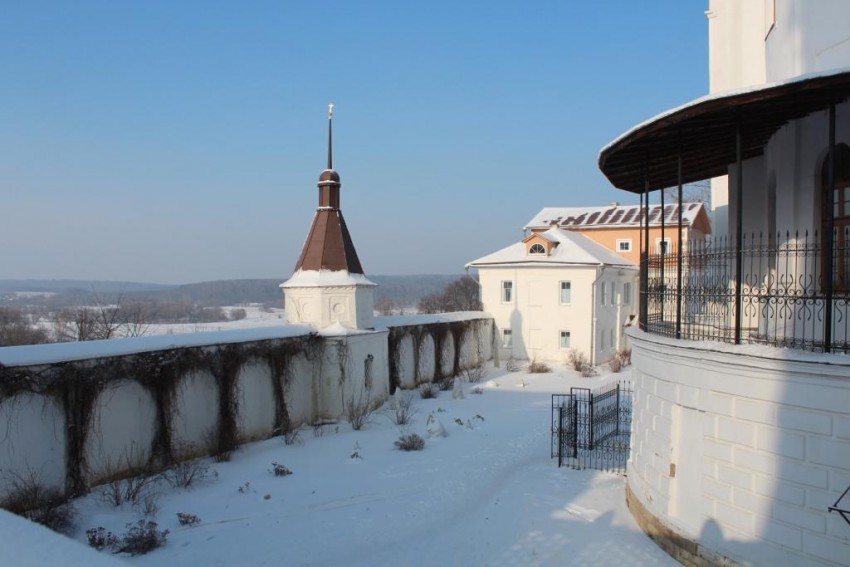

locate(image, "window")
(601, 282), (606, 306)
(610, 282), (616, 305)
(559, 330), (571, 349)
(655, 238), (672, 254)
(559, 281), (571, 304)
(600, 329), (606, 349)
(529, 243), (546, 255)
(616, 239), (632, 252)
(623, 282), (632, 306)
(821, 144), (850, 289)
(610, 328), (615, 350)
(502, 329), (512, 348)
(501, 281), (513, 303)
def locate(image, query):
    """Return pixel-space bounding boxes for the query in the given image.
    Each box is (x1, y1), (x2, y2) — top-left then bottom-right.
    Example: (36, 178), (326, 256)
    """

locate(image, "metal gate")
(550, 381), (633, 473)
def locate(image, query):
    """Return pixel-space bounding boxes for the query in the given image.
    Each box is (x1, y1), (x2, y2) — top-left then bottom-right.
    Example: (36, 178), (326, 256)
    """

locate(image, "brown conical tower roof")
(293, 105), (365, 274)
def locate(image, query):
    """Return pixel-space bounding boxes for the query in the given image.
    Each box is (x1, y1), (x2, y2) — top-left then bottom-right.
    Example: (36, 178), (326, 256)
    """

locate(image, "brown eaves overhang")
(599, 68), (850, 193)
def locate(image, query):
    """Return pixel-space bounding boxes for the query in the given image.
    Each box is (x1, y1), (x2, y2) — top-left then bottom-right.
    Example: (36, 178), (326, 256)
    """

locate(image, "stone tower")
(280, 105), (376, 330)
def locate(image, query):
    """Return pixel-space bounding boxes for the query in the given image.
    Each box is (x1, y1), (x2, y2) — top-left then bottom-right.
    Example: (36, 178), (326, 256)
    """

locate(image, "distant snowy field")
(12, 363), (676, 566)
(145, 305), (287, 335)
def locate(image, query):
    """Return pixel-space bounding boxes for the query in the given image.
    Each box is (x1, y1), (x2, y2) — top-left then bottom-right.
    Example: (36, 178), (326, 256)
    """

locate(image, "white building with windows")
(466, 227), (637, 364)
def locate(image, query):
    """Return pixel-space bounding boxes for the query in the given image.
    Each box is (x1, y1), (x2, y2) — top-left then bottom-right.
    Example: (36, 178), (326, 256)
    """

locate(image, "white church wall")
(627, 328), (850, 567)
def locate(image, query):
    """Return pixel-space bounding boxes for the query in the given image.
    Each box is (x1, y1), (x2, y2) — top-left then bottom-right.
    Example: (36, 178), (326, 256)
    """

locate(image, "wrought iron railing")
(641, 231), (850, 353)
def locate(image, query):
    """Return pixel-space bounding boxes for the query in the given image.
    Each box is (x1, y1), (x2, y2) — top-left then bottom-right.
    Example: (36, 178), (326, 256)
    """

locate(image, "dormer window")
(529, 243), (546, 255)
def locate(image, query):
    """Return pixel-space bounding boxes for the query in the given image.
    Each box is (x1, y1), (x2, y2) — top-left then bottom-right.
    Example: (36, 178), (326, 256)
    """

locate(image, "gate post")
(557, 405), (564, 467)
(615, 383), (621, 437)
(588, 392), (595, 451)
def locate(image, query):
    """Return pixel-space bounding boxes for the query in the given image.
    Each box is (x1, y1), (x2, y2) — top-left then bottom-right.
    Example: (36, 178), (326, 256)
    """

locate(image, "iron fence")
(550, 381), (632, 473)
(643, 231), (850, 353)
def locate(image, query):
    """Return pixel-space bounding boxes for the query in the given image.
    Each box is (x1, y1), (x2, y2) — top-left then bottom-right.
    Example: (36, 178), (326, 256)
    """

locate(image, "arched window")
(821, 143), (850, 289)
(529, 243), (546, 255)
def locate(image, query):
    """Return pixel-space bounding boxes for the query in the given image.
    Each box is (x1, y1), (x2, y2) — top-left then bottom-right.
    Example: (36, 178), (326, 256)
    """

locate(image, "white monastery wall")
(0, 393), (66, 493)
(627, 329), (850, 567)
(236, 360), (277, 442)
(0, 314), (491, 499)
(86, 380), (158, 478)
(172, 370), (219, 456)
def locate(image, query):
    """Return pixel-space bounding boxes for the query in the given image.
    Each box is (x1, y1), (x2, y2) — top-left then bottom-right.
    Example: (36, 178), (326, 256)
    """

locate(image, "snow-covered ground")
(22, 364), (675, 566)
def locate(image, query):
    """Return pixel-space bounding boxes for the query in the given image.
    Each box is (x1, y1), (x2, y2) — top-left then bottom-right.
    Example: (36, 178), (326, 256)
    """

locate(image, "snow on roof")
(600, 65), (850, 158)
(0, 325), (314, 367)
(280, 269), (377, 289)
(524, 203), (705, 231)
(465, 228), (637, 269)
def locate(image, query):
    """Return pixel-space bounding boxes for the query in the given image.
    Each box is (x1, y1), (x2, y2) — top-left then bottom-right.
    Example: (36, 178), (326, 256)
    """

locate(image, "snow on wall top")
(524, 203), (705, 231)
(0, 325), (314, 367)
(376, 311), (491, 329)
(465, 228), (637, 269)
(280, 269), (377, 289)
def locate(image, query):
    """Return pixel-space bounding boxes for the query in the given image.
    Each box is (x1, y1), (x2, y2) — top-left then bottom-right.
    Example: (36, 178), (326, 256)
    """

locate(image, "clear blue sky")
(1, 1), (708, 284)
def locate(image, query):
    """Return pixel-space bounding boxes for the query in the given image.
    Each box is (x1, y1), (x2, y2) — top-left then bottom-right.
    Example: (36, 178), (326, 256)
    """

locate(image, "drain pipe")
(589, 265), (605, 366)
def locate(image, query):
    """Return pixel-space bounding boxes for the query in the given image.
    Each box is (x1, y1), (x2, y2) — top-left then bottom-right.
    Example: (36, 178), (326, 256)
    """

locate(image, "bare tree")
(417, 275), (481, 314)
(121, 301), (151, 337)
(374, 296), (398, 316)
(662, 179), (711, 206)
(0, 307), (51, 346)
(52, 293), (150, 342)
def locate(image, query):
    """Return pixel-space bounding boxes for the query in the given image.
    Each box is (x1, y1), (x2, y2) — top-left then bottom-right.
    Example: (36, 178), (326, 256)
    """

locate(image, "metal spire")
(327, 103), (334, 170)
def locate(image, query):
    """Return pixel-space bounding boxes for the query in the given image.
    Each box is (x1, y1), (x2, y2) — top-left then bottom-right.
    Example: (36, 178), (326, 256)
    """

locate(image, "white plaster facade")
(281, 270), (376, 331)
(467, 228), (637, 364)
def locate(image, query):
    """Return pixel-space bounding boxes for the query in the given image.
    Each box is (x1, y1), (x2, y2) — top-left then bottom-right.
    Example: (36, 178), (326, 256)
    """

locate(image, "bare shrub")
(419, 383), (439, 399)
(394, 433), (425, 451)
(177, 512), (201, 527)
(385, 392), (415, 426)
(229, 308), (247, 321)
(345, 392), (377, 431)
(86, 527), (119, 551)
(609, 356), (623, 373)
(471, 386), (484, 395)
(137, 492), (160, 519)
(99, 473), (158, 508)
(437, 376), (454, 391)
(114, 519), (169, 556)
(462, 364), (487, 383)
(0, 470), (76, 534)
(567, 349), (588, 372)
(283, 427), (303, 445)
(504, 356), (519, 372)
(162, 458), (211, 490)
(527, 358), (551, 373)
(617, 348), (632, 366)
(269, 462), (293, 477)
(580, 364), (598, 378)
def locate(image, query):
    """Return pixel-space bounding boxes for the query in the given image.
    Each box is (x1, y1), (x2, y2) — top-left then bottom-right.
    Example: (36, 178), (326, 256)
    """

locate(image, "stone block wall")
(627, 329), (850, 566)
